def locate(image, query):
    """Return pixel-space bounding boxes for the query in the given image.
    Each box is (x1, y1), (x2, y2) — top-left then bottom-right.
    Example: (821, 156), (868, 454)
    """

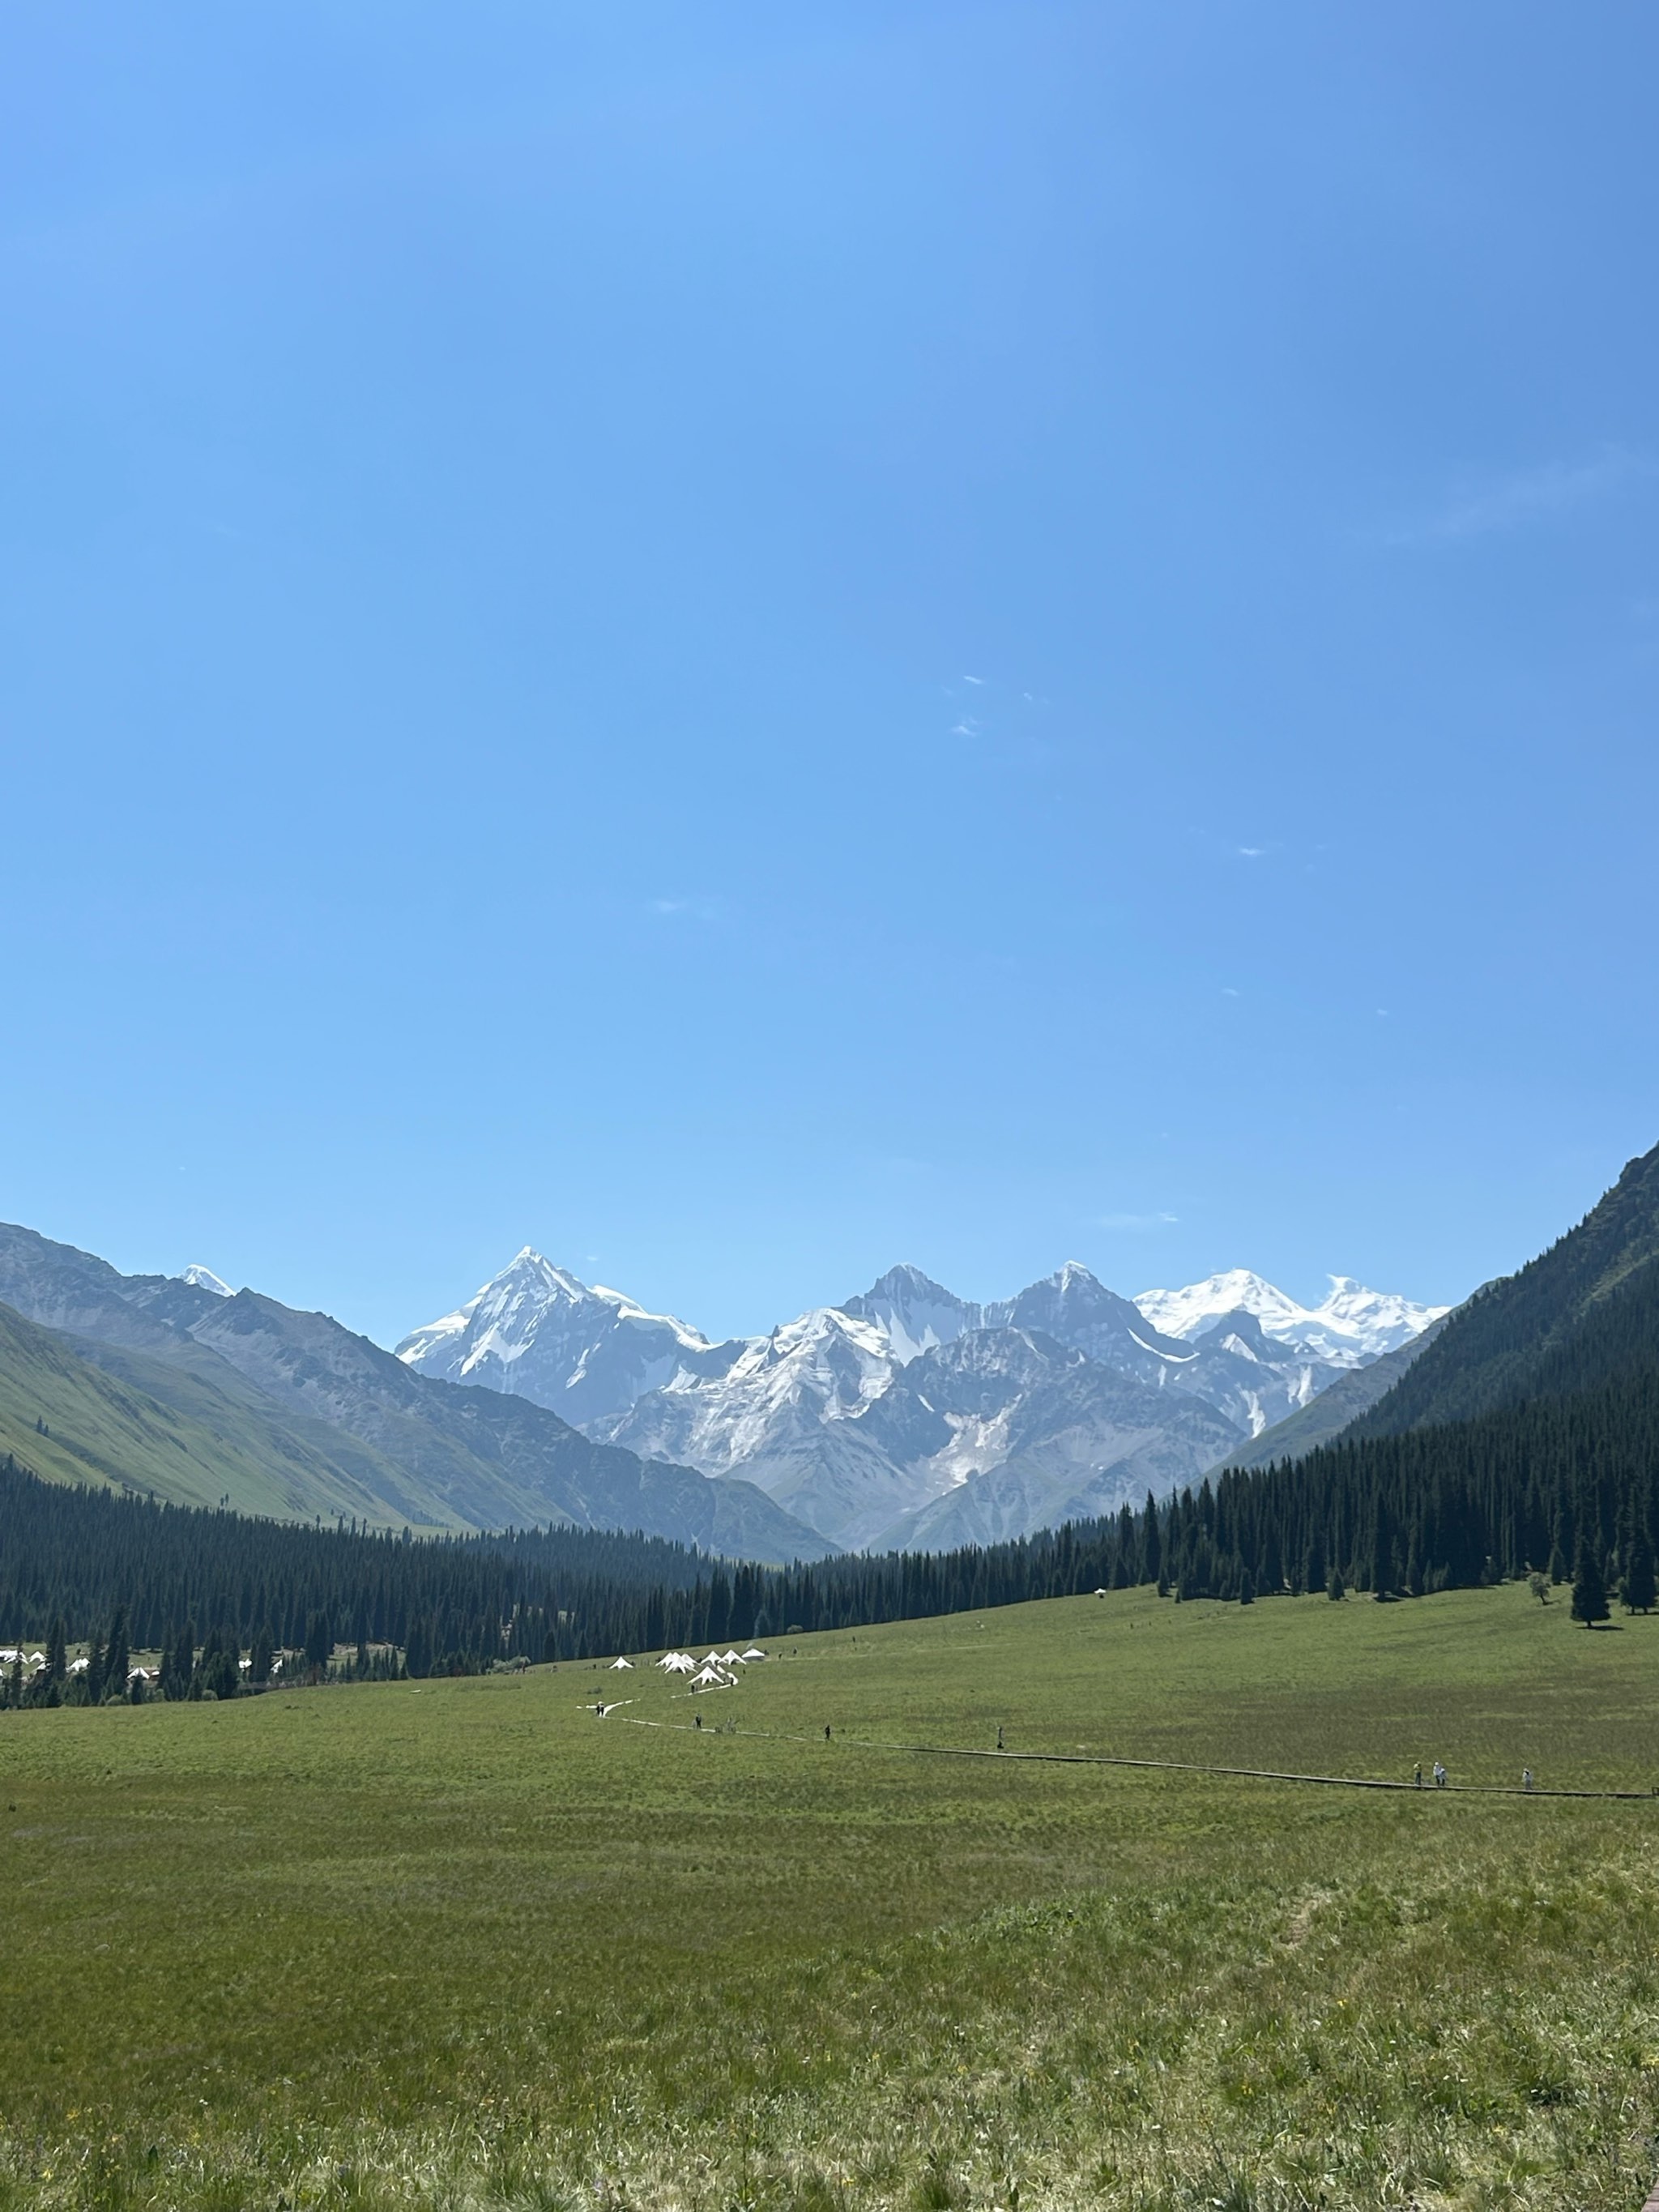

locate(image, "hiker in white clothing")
(1432, 1761), (1448, 1789)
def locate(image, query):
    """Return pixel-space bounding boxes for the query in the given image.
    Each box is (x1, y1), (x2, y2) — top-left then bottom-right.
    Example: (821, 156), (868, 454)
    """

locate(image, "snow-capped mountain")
(840, 1265), (983, 1362)
(398, 1251), (1447, 1549)
(395, 1249), (731, 1428)
(1133, 1270), (1448, 1367)
(851, 1326), (1244, 1552)
(179, 1263), (234, 1298)
(596, 1304), (898, 1477)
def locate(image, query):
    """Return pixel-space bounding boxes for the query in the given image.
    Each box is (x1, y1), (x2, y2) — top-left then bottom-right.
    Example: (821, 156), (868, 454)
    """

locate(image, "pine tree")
(1570, 1535), (1610, 1629)
(1371, 1496), (1398, 1598)
(46, 1615), (66, 1684)
(1326, 1567), (1345, 1603)
(1620, 1531), (1656, 1616)
(104, 1605), (130, 1701)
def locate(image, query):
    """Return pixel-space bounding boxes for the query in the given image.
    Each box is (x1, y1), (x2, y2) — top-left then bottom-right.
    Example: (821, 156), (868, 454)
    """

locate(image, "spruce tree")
(46, 1615), (66, 1684)
(1326, 1566), (1345, 1603)
(1570, 1535), (1610, 1629)
(1371, 1497), (1398, 1598)
(1140, 1492), (1162, 1587)
(1620, 1531), (1657, 1616)
(104, 1605), (130, 1702)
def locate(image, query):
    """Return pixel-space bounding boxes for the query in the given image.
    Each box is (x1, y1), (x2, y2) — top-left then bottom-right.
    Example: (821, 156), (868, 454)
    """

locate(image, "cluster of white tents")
(653, 1646), (768, 1690)
(2, 1649), (161, 1688)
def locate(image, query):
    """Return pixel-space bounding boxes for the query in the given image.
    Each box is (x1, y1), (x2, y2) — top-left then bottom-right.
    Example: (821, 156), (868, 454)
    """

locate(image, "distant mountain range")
(0, 1225), (831, 1561)
(398, 1253), (1447, 1548)
(0, 1216), (1448, 1556)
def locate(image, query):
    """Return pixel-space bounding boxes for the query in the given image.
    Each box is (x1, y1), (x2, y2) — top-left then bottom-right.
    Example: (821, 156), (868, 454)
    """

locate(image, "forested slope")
(1350, 1139), (1659, 1437)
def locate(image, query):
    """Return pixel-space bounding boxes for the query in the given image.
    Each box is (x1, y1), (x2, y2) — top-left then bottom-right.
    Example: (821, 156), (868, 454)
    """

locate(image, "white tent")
(720, 1649), (743, 1665)
(740, 1647), (767, 1661)
(689, 1664), (733, 1689)
(608, 1657), (634, 1671)
(658, 1651), (696, 1674)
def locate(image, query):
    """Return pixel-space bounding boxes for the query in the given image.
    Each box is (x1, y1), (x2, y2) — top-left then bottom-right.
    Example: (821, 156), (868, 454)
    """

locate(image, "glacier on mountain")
(398, 1251), (1448, 1550)
(1133, 1269), (1448, 1365)
(394, 1248), (723, 1428)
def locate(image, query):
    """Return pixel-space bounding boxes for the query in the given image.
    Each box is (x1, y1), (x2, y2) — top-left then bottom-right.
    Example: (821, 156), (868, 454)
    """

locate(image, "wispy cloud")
(962, 673), (985, 685)
(950, 717), (983, 737)
(1100, 1210), (1179, 1231)
(1388, 445), (1656, 544)
(648, 895), (720, 922)
(1238, 845), (1265, 858)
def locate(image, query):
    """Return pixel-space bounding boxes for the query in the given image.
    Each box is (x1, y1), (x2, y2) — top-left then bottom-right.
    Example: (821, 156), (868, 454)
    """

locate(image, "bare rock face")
(399, 1249), (1446, 1551)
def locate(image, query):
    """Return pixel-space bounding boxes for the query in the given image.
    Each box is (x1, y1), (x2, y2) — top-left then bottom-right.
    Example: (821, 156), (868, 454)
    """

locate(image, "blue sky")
(3, 2), (1657, 1348)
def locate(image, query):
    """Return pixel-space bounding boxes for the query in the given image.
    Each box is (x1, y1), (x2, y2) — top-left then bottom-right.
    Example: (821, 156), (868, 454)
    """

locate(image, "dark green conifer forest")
(6, 1142), (1659, 1702)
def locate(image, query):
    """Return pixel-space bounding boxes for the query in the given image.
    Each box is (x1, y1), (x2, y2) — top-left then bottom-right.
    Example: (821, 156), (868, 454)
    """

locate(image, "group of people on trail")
(1413, 1761), (1537, 1791)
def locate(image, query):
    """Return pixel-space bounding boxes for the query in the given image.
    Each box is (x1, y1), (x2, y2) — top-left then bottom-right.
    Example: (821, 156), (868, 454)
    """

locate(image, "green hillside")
(1354, 1136), (1659, 1437)
(0, 1299), (465, 1527)
(1215, 1312), (1448, 1471)
(0, 1223), (833, 1557)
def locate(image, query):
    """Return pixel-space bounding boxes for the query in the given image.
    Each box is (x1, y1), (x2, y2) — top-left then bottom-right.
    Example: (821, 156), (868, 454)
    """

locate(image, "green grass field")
(3, 1583), (1658, 2210)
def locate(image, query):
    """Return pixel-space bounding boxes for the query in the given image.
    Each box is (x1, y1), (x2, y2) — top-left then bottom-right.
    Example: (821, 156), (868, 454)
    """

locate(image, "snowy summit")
(399, 1249), (1451, 1551)
(1132, 1270), (1448, 1367)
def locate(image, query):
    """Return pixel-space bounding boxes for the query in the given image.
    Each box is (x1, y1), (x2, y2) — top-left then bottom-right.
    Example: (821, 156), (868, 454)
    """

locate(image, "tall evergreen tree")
(104, 1604), (130, 1700)
(1620, 1530), (1656, 1616)
(1570, 1534), (1610, 1629)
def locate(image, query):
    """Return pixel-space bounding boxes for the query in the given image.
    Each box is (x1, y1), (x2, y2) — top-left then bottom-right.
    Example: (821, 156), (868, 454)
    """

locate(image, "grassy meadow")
(2, 1582), (1658, 2210)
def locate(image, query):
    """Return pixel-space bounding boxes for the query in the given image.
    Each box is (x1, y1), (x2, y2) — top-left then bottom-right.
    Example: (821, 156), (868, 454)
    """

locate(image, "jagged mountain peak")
(840, 1263), (980, 1364)
(395, 1249), (714, 1425)
(1134, 1270), (1448, 1366)
(180, 1263), (234, 1299)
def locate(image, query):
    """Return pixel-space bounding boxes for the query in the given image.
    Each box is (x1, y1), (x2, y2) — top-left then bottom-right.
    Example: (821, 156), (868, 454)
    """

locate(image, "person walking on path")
(694, 1712), (702, 1731)
(1433, 1761), (1448, 1789)
(997, 1725), (1004, 1752)
(1522, 1767), (1533, 1792)
(824, 1723), (832, 1742)
(1413, 1762), (1422, 1788)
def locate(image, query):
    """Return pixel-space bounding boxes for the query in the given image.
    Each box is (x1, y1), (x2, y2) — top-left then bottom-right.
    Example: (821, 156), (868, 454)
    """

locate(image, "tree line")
(4, 1336), (1657, 1710)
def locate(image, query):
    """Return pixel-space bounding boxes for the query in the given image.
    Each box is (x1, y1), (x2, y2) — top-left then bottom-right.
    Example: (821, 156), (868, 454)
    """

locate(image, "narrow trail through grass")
(3, 1582), (1658, 2209)
(621, 1710), (1659, 1798)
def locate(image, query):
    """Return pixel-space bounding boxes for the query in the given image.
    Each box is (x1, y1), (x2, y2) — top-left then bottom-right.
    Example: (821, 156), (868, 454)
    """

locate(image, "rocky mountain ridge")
(0, 1223), (830, 1559)
(399, 1251), (1447, 1548)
